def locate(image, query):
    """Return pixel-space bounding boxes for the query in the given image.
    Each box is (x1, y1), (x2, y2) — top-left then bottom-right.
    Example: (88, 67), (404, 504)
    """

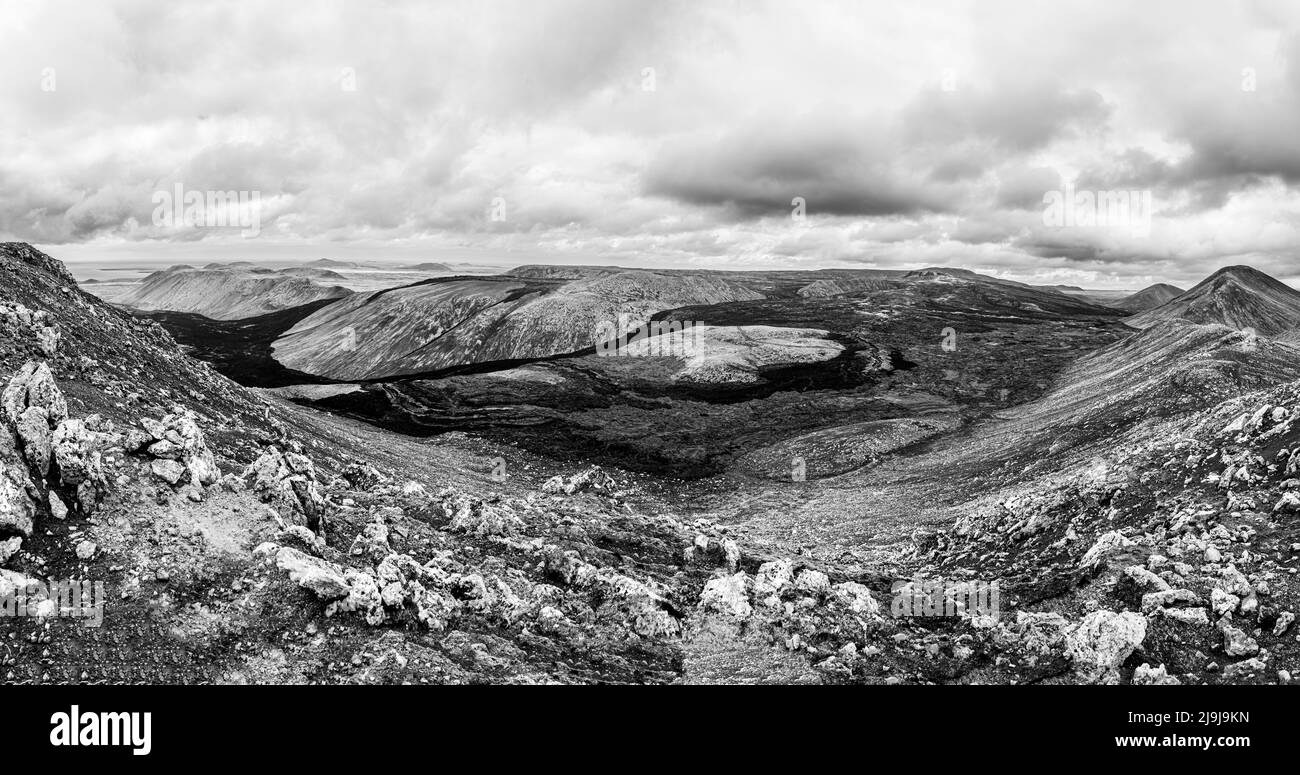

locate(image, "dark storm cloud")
(642, 120), (957, 218)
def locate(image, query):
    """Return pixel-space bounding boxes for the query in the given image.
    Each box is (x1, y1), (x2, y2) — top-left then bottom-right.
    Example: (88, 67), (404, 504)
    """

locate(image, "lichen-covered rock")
(1221, 624), (1259, 656)
(829, 581), (881, 616)
(151, 459), (186, 485)
(0, 434), (37, 537)
(15, 406), (52, 476)
(1133, 663), (1181, 685)
(275, 525), (325, 556)
(753, 559), (795, 597)
(2, 361), (67, 426)
(687, 533), (741, 571)
(1080, 531), (1135, 568)
(443, 491), (522, 538)
(0, 535), (21, 565)
(50, 421), (101, 486)
(1066, 610), (1147, 684)
(596, 571), (680, 637)
(328, 569), (386, 625)
(275, 547), (350, 600)
(135, 409), (220, 488)
(793, 569), (831, 596)
(243, 446), (327, 535)
(699, 572), (753, 619)
(541, 466), (617, 496)
(349, 522), (392, 562)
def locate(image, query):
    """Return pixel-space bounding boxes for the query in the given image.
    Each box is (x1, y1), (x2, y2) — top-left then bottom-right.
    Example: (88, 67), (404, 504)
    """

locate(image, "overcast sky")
(4, 0), (1300, 287)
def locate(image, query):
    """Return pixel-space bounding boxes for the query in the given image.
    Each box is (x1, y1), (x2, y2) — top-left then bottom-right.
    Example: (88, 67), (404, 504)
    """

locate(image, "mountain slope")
(115, 265), (353, 320)
(1112, 283), (1184, 312)
(1126, 266), (1300, 335)
(271, 270), (765, 380)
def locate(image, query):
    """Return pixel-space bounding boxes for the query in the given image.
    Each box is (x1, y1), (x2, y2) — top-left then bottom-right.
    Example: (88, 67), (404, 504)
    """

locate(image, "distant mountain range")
(1112, 283), (1185, 312)
(117, 264), (352, 320)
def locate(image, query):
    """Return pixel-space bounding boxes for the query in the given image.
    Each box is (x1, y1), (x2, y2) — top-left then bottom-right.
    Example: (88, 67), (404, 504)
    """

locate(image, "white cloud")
(3, 0), (1300, 286)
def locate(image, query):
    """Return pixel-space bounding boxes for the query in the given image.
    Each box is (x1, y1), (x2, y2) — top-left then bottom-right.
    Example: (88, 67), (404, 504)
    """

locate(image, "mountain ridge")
(1125, 265), (1300, 335)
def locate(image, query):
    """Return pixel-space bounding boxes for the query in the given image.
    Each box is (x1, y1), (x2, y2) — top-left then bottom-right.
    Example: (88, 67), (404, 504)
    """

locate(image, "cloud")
(643, 115), (958, 218)
(2, 0), (1300, 287)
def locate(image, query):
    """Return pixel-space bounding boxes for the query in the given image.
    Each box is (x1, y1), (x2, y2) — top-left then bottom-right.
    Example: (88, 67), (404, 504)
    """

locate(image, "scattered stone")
(1221, 624), (1259, 657)
(1132, 663), (1181, 685)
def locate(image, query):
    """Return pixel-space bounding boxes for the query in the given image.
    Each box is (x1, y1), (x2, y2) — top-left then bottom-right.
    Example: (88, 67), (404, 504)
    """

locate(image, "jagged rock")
(1222, 657), (1267, 680)
(1273, 492), (1300, 513)
(541, 466), (617, 496)
(136, 409), (219, 488)
(275, 525), (325, 556)
(340, 463), (389, 490)
(1066, 610), (1147, 684)
(1161, 607), (1209, 626)
(1221, 624), (1259, 656)
(596, 572), (679, 637)
(151, 459), (186, 485)
(1140, 588), (1199, 613)
(147, 440), (182, 459)
(1133, 663), (1181, 685)
(753, 559), (795, 597)
(2, 361), (67, 426)
(687, 533), (741, 571)
(999, 612), (1073, 654)
(140, 418), (167, 440)
(0, 536), (21, 565)
(793, 568), (831, 596)
(0, 433), (37, 537)
(349, 522), (392, 562)
(328, 568), (386, 626)
(699, 572), (753, 619)
(275, 547), (350, 600)
(243, 446), (327, 535)
(829, 581), (881, 615)
(121, 429), (152, 453)
(1124, 565), (1171, 594)
(51, 420), (103, 487)
(535, 606), (569, 634)
(36, 326), (59, 357)
(0, 568), (42, 601)
(47, 491), (67, 520)
(75, 540), (96, 560)
(1273, 611), (1295, 636)
(443, 492), (522, 537)
(1081, 531), (1135, 567)
(15, 406), (52, 477)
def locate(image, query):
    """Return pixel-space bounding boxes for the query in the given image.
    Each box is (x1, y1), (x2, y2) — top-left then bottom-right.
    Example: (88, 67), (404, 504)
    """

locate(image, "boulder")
(699, 572), (753, 619)
(1066, 610), (1147, 684)
(243, 446), (327, 535)
(275, 547), (350, 600)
